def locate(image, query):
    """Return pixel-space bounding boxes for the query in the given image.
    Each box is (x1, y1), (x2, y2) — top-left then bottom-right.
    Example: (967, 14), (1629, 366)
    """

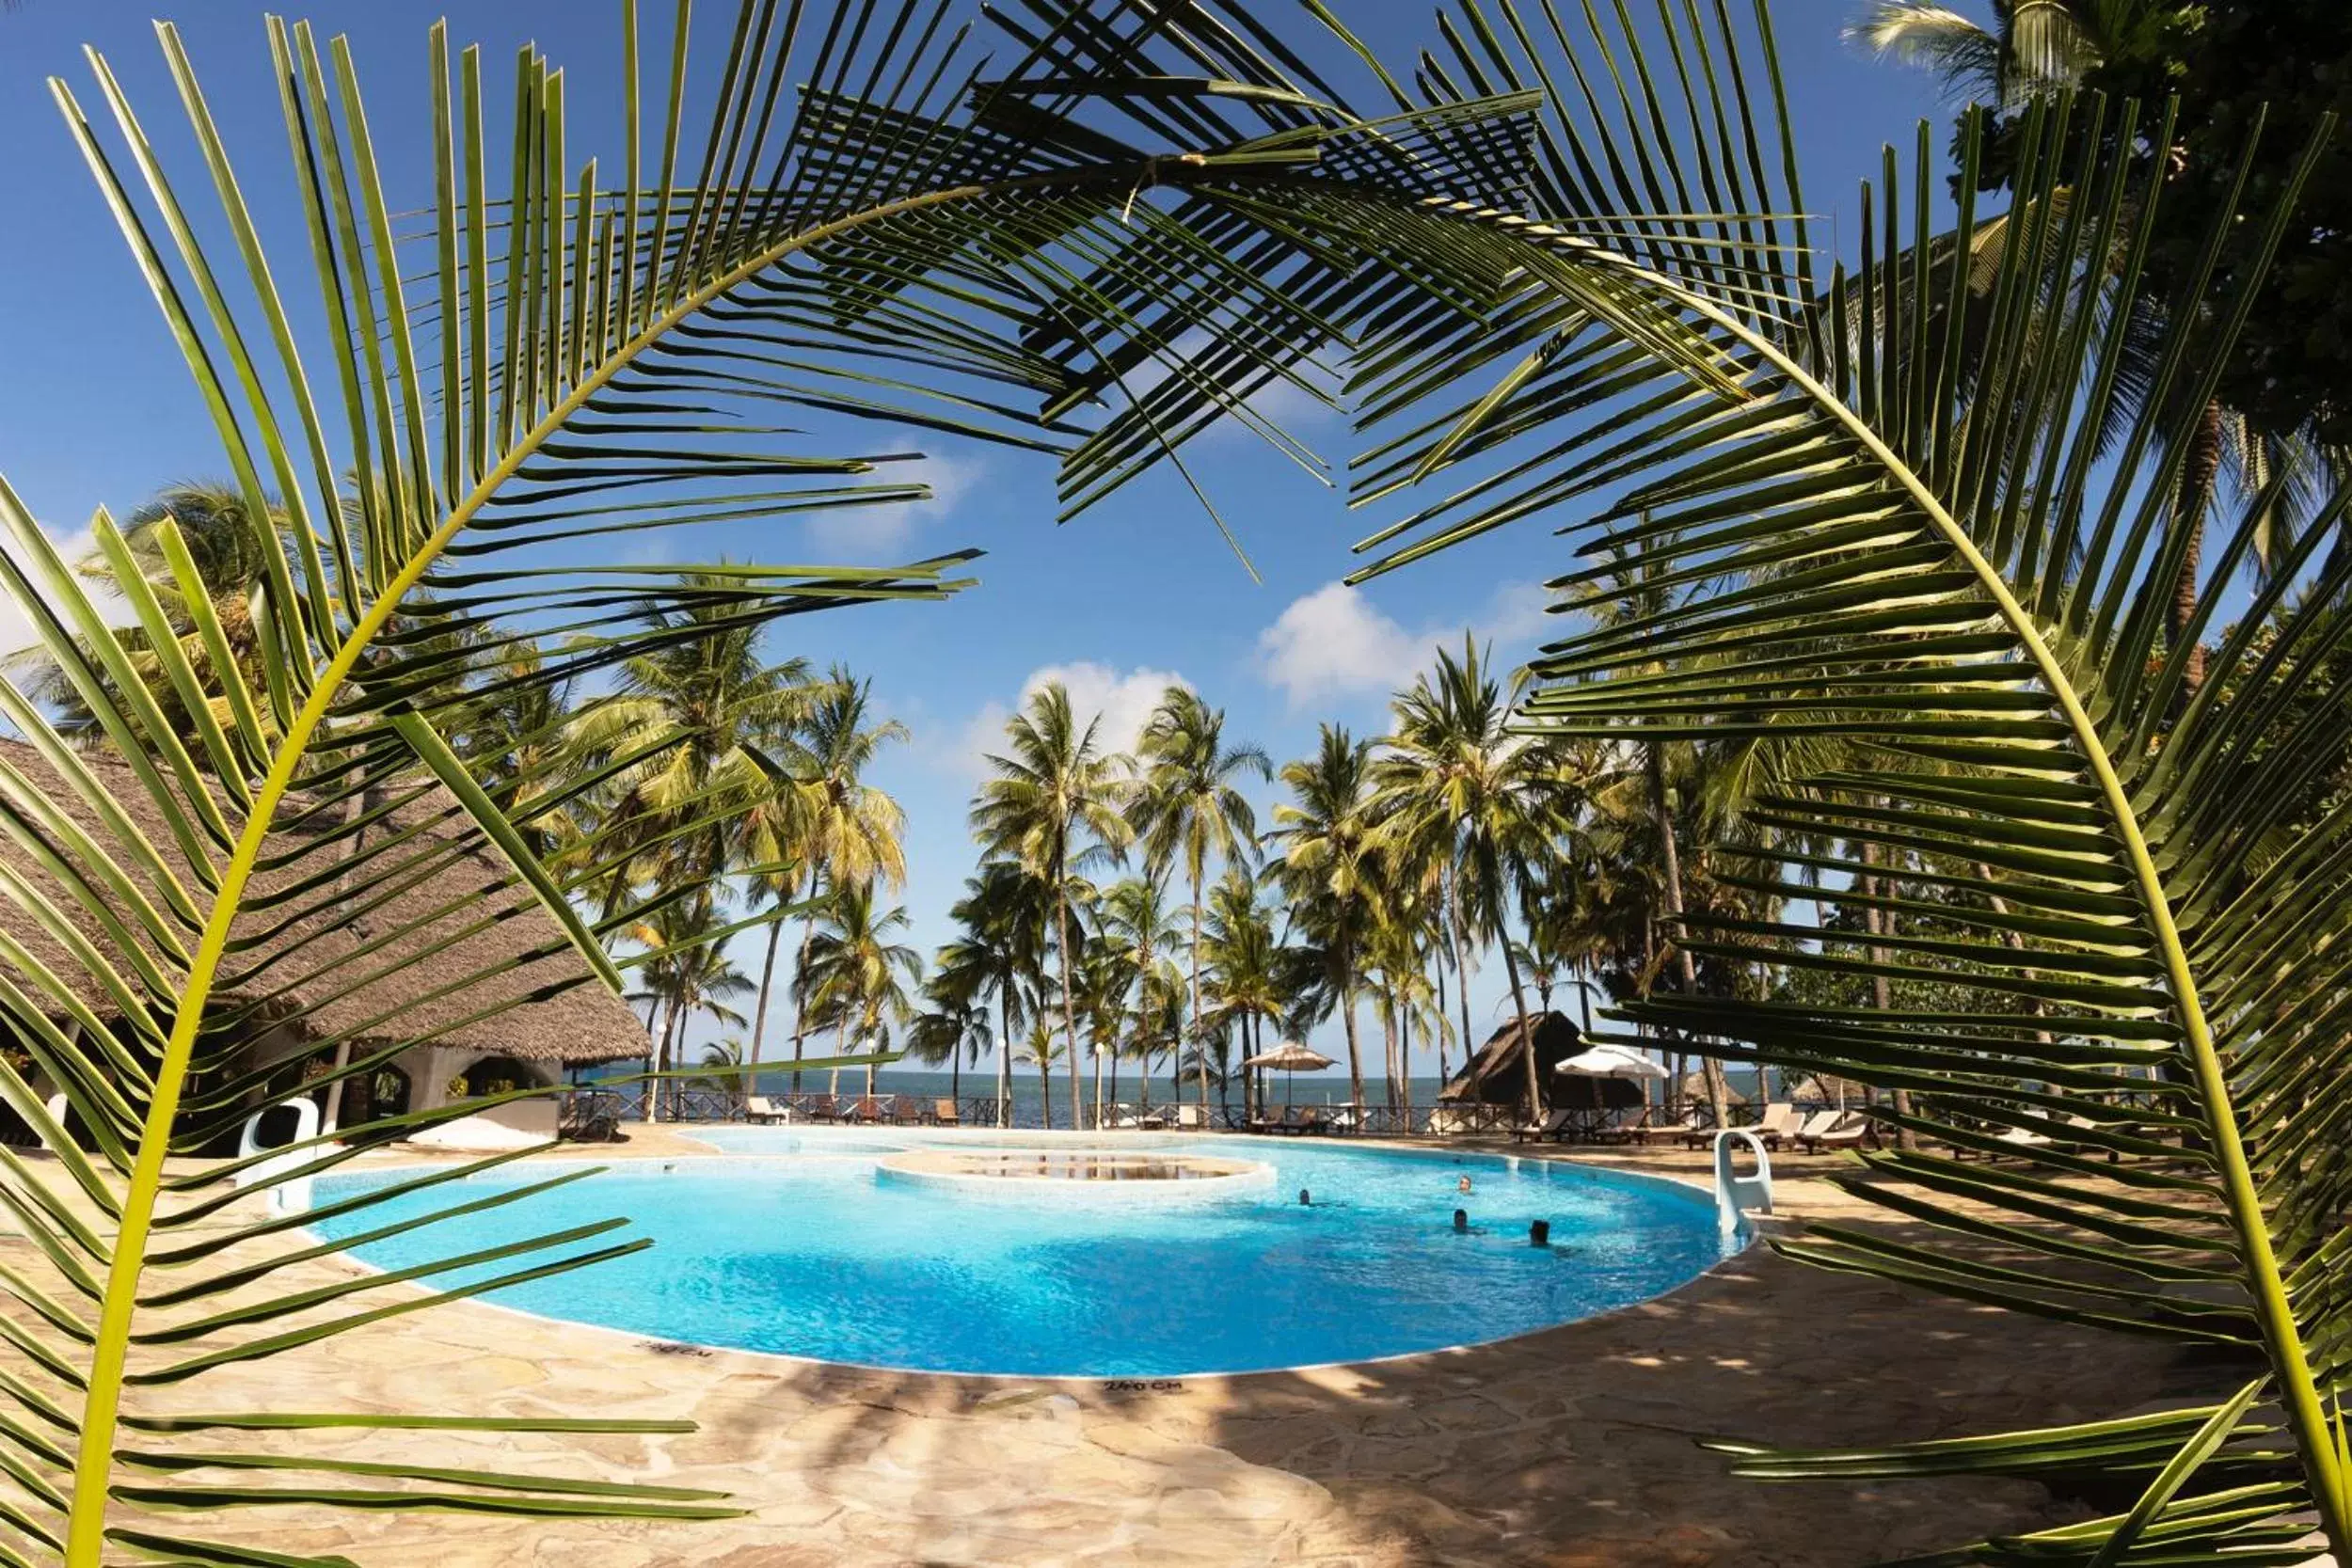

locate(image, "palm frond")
(1317, 24), (2352, 1553)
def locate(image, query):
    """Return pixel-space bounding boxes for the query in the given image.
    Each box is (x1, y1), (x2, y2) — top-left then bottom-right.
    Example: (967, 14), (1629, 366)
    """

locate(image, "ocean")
(581, 1062), (1775, 1131)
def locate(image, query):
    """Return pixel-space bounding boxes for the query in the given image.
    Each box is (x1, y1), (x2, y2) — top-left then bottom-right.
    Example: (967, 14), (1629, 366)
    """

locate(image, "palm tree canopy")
(1267, 724), (1379, 915)
(1130, 687), (1270, 890)
(802, 880), (922, 1045)
(969, 683), (1134, 879)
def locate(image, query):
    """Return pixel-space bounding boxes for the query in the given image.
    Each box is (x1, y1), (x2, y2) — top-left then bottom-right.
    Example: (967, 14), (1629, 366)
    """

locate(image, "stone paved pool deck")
(125, 1130), (2222, 1567)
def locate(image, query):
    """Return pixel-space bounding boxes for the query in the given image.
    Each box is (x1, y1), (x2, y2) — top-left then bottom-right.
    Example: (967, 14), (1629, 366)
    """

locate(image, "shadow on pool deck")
(121, 1141), (2237, 1568)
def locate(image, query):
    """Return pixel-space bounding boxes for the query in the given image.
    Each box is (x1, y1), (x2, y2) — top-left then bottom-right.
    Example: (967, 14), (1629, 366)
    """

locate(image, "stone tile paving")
(113, 1133), (2216, 1567)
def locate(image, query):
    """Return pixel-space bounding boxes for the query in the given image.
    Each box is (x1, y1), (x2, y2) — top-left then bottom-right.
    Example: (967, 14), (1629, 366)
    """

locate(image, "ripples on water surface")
(310, 1132), (1740, 1376)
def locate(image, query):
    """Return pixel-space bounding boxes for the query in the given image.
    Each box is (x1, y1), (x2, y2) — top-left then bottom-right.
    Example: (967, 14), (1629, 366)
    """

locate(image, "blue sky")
(0, 1), (1963, 1075)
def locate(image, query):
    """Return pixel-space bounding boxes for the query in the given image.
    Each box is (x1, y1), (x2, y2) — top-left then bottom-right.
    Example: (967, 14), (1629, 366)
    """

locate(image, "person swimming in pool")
(1456, 1174), (1473, 1196)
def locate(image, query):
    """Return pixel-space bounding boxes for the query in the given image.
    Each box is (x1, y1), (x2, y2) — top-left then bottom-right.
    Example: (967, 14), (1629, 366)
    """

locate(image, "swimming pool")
(309, 1132), (1740, 1377)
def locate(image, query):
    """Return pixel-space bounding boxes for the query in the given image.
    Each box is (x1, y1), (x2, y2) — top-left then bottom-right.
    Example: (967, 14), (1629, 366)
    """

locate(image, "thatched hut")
(0, 738), (647, 1144)
(1438, 1011), (1587, 1105)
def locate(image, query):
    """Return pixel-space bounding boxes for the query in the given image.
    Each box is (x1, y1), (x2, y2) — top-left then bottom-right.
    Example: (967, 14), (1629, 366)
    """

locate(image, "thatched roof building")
(1439, 1011), (1586, 1104)
(0, 737), (647, 1126)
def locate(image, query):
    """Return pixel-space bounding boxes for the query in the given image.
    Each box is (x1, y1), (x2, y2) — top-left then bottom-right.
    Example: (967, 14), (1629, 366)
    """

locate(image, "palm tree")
(1846, 1), (2120, 110)
(1323, 10), (2352, 1544)
(915, 942), (997, 1108)
(1375, 638), (1573, 1118)
(970, 683), (1133, 1130)
(625, 898), (755, 1121)
(1850, 0), (2339, 693)
(943, 863), (1042, 1128)
(768, 669), (908, 1087)
(564, 583), (824, 919)
(1070, 927), (1136, 1127)
(1098, 874), (1182, 1119)
(697, 1037), (754, 1099)
(800, 880), (922, 1096)
(1202, 869), (1289, 1126)
(1267, 726), (1379, 1110)
(1131, 688), (1270, 1115)
(19, 480), (297, 752)
(1015, 1020), (1064, 1132)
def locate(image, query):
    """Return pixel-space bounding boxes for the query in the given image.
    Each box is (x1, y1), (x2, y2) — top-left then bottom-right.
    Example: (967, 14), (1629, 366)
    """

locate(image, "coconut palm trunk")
(2169, 398), (2226, 697)
(1338, 933), (1365, 1110)
(1501, 931), (1544, 1119)
(1377, 993), (1401, 1117)
(1188, 883), (1209, 1111)
(655, 1000), (685, 1124)
(1650, 742), (1729, 1132)
(996, 991), (1012, 1130)
(1054, 872), (1082, 1131)
(749, 916), (785, 1075)
(1859, 835), (1918, 1148)
(787, 908), (819, 1092)
(1399, 1008), (1414, 1122)
(1447, 874), (1473, 1086)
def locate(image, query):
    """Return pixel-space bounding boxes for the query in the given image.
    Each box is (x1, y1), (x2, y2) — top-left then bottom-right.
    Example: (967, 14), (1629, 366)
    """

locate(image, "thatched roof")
(1677, 1071), (1747, 1106)
(1789, 1073), (1872, 1105)
(1439, 1011), (1584, 1104)
(0, 738), (647, 1065)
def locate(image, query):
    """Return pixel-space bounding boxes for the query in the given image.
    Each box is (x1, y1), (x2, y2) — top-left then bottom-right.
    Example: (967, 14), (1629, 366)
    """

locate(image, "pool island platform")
(131, 1131), (2212, 1568)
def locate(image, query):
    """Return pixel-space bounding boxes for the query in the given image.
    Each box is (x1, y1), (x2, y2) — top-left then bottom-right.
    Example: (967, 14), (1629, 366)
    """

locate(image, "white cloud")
(947, 660), (1192, 780)
(804, 442), (988, 554)
(0, 524), (129, 665)
(1252, 579), (1557, 709)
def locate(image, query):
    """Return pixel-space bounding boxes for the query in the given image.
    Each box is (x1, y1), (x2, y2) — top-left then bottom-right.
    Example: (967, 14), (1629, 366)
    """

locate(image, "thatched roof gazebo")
(0, 738), (649, 1139)
(1439, 1011), (1585, 1105)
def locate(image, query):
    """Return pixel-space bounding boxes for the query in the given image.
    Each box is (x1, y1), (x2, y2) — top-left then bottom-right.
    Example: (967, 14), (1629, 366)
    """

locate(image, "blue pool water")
(309, 1133), (1740, 1376)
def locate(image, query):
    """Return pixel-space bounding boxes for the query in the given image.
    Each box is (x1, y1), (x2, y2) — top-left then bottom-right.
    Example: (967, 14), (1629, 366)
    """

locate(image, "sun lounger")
(890, 1096), (923, 1125)
(1269, 1104), (1327, 1135)
(744, 1095), (787, 1125)
(800, 1094), (837, 1123)
(844, 1095), (883, 1124)
(1622, 1108), (1697, 1146)
(1514, 1108), (1574, 1144)
(932, 1098), (961, 1127)
(1172, 1103), (1208, 1132)
(1749, 1102), (1803, 1149)
(1795, 1111), (1873, 1153)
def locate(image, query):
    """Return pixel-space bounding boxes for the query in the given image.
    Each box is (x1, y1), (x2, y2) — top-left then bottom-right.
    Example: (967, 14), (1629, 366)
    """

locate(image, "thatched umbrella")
(1242, 1040), (1334, 1107)
(1678, 1071), (1746, 1107)
(1789, 1073), (1868, 1109)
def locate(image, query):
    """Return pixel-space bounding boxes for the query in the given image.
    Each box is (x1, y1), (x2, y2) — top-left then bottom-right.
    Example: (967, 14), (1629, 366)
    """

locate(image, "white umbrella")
(1554, 1043), (1670, 1080)
(1242, 1041), (1334, 1107)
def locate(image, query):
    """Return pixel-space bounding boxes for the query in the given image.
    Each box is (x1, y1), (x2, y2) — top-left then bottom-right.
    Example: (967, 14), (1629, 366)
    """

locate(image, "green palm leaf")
(1313, 5), (2352, 1551)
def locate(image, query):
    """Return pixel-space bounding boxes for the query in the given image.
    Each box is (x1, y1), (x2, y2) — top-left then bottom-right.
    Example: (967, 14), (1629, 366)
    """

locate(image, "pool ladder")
(233, 1098), (321, 1216)
(1711, 1129), (1773, 1233)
